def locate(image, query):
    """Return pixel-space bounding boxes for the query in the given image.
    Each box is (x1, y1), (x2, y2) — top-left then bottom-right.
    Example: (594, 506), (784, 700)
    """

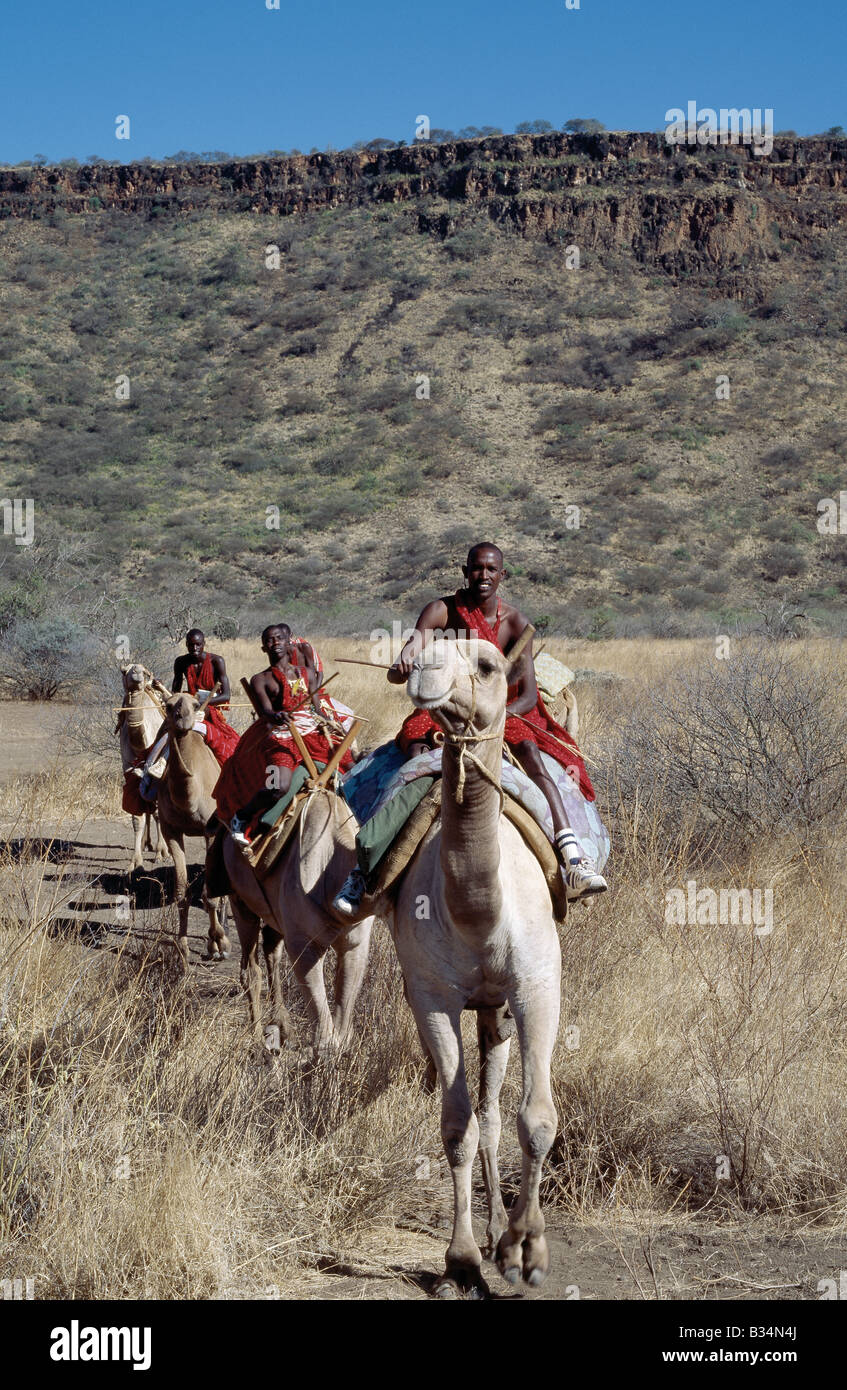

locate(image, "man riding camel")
(334, 541), (608, 913)
(172, 629), (240, 764)
(139, 629), (239, 799)
(213, 623), (356, 848)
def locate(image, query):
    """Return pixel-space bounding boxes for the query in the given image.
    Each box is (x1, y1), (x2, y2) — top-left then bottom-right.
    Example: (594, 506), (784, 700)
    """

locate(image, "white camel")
(223, 789), (374, 1052)
(117, 663), (168, 873)
(392, 637), (562, 1298)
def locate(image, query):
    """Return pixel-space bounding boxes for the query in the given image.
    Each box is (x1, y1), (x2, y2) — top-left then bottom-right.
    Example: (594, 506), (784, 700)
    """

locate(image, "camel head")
(121, 662), (148, 694)
(407, 637), (508, 736)
(164, 692), (202, 736)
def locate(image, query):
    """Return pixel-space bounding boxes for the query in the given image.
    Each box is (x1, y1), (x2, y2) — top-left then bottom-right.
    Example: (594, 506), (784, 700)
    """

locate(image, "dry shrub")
(0, 852), (436, 1297)
(600, 640), (847, 851)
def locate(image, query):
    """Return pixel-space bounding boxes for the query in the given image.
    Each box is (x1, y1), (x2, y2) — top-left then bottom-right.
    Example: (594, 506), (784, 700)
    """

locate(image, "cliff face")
(2, 133), (845, 287)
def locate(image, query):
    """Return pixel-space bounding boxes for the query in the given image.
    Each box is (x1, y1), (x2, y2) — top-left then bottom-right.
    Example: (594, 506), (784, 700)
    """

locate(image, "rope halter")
(437, 669), (505, 811)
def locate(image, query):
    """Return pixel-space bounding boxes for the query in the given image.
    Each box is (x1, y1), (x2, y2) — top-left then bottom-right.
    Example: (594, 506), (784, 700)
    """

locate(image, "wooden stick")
(312, 719), (365, 789)
(506, 708), (597, 768)
(240, 676), (263, 717)
(196, 681), (221, 715)
(241, 675), (320, 780)
(334, 657), (391, 669)
(288, 672), (339, 713)
(240, 673), (337, 717)
(287, 721), (320, 781)
(505, 622), (536, 674)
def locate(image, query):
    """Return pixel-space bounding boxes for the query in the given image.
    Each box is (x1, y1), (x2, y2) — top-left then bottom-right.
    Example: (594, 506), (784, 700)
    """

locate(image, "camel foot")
(263, 1024), (281, 1054)
(434, 1263), (489, 1301)
(496, 1230), (550, 1288)
(481, 1223), (507, 1261)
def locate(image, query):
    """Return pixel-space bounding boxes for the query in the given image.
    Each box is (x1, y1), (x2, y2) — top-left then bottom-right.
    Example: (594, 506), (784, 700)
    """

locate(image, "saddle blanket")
(344, 742), (610, 871)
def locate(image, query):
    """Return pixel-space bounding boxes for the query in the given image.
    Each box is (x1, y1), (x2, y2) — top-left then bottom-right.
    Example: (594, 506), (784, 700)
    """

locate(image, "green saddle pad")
(258, 761), (329, 831)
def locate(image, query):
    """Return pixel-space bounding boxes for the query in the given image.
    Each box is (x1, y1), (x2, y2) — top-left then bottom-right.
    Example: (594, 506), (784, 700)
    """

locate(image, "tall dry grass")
(2, 636), (847, 1298)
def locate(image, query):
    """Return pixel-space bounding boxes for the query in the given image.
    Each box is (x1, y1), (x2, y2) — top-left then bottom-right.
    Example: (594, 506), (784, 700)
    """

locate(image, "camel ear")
(196, 681), (220, 714)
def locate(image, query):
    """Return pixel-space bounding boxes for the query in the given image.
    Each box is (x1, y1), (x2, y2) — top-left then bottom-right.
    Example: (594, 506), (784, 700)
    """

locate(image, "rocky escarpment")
(1, 132), (845, 288)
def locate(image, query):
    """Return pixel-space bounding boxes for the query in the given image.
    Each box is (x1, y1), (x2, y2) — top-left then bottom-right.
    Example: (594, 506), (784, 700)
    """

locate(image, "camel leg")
(129, 814), (144, 874)
(415, 1000), (486, 1300)
(229, 894), (264, 1037)
(476, 1008), (511, 1259)
(495, 987), (560, 1289)
(262, 926), (294, 1047)
(330, 918), (372, 1047)
(153, 812), (169, 863)
(200, 856), (230, 960)
(168, 832), (191, 967)
(143, 810), (155, 854)
(288, 932), (336, 1052)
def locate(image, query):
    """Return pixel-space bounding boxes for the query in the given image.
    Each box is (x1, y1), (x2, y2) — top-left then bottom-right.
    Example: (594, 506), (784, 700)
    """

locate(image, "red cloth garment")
(395, 709), (439, 755)
(397, 592), (595, 801)
(185, 654), (239, 764)
(213, 662), (352, 821)
(122, 772), (146, 816)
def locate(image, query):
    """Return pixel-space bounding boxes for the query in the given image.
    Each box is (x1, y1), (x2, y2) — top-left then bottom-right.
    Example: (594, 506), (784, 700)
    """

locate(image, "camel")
(223, 789), (374, 1052)
(117, 664), (169, 873)
(157, 689), (230, 964)
(391, 637), (562, 1299)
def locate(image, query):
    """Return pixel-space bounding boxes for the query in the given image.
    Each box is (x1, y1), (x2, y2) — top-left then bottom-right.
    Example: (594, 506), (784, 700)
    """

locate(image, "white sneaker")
(333, 868), (367, 916)
(565, 858), (608, 900)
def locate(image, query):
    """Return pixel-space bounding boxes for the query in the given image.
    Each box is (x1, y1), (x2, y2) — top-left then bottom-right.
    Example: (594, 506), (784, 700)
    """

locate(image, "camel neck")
(126, 689), (147, 727)
(439, 714), (504, 932)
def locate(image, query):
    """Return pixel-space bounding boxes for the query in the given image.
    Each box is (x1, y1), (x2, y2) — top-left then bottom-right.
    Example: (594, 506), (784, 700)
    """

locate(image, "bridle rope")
(439, 670), (505, 810)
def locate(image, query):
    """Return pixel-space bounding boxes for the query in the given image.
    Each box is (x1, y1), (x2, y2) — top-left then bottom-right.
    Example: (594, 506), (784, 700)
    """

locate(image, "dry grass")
(2, 636), (847, 1297)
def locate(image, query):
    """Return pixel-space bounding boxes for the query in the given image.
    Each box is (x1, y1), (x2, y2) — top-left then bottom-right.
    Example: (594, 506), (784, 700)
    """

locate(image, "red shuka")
(212, 659), (352, 822)
(397, 592), (594, 801)
(185, 654), (240, 764)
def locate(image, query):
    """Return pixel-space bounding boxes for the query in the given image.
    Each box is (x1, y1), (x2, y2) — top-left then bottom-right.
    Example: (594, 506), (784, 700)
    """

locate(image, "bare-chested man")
(172, 629), (239, 763)
(213, 624), (355, 847)
(139, 629), (238, 796)
(333, 542), (607, 913)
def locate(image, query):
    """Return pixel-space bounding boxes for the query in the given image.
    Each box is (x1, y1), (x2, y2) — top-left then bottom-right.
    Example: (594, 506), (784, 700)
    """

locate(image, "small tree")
(516, 120), (553, 134)
(0, 617), (99, 700)
(563, 118), (606, 134)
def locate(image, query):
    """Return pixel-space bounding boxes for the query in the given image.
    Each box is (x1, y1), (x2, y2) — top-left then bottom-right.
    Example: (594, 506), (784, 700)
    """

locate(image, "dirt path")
(7, 813), (845, 1302)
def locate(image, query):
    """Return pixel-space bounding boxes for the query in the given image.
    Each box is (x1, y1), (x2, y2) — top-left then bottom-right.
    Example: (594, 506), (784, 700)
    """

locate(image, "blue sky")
(1, 0), (844, 162)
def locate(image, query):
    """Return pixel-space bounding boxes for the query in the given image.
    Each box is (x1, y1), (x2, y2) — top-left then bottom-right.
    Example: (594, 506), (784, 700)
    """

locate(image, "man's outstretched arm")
(250, 672), (287, 723)
(387, 599), (449, 682)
